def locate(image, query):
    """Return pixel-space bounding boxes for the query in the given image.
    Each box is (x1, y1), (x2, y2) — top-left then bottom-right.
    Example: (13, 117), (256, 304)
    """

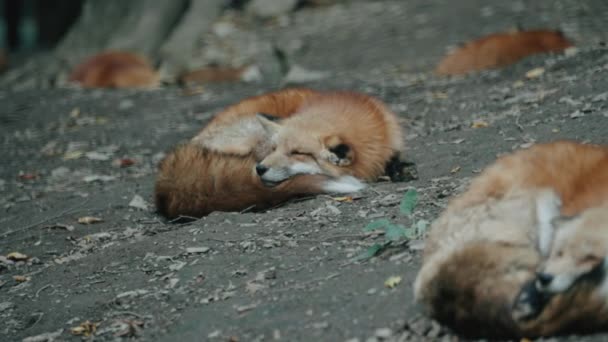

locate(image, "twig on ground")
(27, 312), (44, 329)
(240, 205), (257, 214)
(108, 311), (145, 319)
(514, 113), (524, 132)
(0, 199), (89, 240)
(35, 284), (52, 298)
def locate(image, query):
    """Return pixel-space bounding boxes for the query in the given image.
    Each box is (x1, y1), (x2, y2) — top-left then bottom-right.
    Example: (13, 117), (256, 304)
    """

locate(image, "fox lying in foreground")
(414, 141), (608, 338)
(155, 88), (410, 219)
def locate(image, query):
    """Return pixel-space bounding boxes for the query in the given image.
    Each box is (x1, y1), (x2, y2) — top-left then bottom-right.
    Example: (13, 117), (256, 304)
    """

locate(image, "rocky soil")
(2, 1), (608, 341)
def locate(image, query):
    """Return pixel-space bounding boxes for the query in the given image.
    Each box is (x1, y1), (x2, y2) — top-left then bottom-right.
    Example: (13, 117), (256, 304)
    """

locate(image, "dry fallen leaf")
(384, 276), (402, 289)
(513, 80), (525, 88)
(63, 150), (84, 160)
(182, 85), (205, 96)
(6, 252), (28, 261)
(13, 275), (30, 282)
(186, 247), (210, 254)
(471, 120), (489, 128)
(18, 172), (38, 181)
(525, 67), (545, 79)
(70, 108), (80, 118)
(95, 117), (108, 125)
(78, 216), (103, 224)
(432, 91), (448, 99)
(71, 320), (99, 337)
(235, 303), (258, 314)
(331, 196), (353, 203)
(117, 158), (135, 167)
(85, 151), (111, 161)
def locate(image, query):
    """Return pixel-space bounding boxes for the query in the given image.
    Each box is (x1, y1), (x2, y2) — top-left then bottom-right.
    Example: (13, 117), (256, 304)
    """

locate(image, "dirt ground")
(2, 1), (608, 341)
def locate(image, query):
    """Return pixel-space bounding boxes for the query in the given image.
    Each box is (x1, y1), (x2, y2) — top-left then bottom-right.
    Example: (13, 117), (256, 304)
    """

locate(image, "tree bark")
(55, 0), (189, 62)
(159, 0), (225, 70)
(106, 0), (189, 57)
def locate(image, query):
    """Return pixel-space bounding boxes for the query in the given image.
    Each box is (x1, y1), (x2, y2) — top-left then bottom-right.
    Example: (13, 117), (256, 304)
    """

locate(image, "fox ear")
(192, 114), (281, 156)
(256, 113), (281, 134)
(322, 136), (354, 166)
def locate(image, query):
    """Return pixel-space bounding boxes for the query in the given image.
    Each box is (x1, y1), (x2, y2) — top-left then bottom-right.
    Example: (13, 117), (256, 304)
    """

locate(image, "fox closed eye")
(583, 254), (600, 263)
(290, 150), (313, 157)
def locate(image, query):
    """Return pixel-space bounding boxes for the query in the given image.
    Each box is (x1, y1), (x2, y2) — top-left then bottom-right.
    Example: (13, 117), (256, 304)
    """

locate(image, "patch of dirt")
(2, 1), (608, 341)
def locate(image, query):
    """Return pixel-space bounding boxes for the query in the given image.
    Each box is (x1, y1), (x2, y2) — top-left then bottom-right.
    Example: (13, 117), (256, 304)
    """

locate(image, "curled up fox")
(155, 88), (411, 219)
(414, 141), (608, 338)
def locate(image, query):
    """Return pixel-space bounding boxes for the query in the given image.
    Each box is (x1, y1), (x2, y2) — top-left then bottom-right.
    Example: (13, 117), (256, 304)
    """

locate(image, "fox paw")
(322, 176), (365, 193)
(384, 154), (417, 182)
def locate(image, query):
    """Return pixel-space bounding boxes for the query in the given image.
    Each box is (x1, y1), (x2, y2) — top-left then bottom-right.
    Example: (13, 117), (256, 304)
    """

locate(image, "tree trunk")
(55, 0), (189, 63)
(159, 0), (225, 71)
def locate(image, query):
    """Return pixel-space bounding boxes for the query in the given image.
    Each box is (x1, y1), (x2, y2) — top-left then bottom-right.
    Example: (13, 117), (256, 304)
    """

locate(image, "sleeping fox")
(155, 88), (410, 219)
(511, 200), (608, 335)
(414, 141), (608, 338)
(435, 29), (573, 75)
(69, 51), (159, 89)
(252, 91), (405, 188)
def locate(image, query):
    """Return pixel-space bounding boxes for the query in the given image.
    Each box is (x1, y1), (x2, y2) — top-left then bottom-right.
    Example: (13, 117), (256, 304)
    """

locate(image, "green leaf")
(385, 224), (408, 241)
(399, 189), (418, 216)
(403, 227), (417, 239)
(363, 218), (391, 232)
(353, 243), (385, 261)
(415, 219), (429, 234)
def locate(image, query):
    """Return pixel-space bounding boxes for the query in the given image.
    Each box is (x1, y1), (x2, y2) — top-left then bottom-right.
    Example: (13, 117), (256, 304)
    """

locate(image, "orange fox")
(252, 91), (404, 188)
(155, 88), (409, 219)
(534, 204), (608, 294)
(435, 29), (573, 76)
(69, 51), (160, 88)
(511, 201), (608, 334)
(414, 141), (608, 338)
(155, 144), (344, 218)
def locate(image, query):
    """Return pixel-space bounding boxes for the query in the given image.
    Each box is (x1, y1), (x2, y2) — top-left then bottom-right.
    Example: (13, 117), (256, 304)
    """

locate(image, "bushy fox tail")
(155, 144), (365, 219)
(414, 241), (538, 339)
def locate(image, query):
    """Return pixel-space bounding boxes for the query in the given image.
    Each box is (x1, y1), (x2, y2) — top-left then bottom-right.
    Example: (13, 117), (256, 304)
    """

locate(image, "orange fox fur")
(69, 51), (159, 89)
(155, 88), (406, 219)
(253, 91), (404, 186)
(155, 144), (333, 218)
(436, 29), (573, 76)
(414, 141), (608, 338)
(156, 88), (320, 218)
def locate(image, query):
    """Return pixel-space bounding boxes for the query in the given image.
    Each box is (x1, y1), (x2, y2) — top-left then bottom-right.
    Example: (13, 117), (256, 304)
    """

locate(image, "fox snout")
(255, 164), (268, 176)
(254, 162), (291, 187)
(535, 272), (554, 287)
